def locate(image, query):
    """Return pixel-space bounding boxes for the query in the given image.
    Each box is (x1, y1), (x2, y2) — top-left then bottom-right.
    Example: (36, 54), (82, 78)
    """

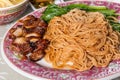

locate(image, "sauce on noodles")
(44, 9), (120, 71)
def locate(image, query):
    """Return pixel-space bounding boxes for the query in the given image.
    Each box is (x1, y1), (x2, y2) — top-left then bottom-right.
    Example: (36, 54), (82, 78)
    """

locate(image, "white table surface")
(0, 4), (33, 80)
(0, 0), (120, 80)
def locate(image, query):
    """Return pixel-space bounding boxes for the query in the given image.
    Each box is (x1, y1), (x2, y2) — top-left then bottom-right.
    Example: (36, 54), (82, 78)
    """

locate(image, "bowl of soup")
(0, 0), (29, 25)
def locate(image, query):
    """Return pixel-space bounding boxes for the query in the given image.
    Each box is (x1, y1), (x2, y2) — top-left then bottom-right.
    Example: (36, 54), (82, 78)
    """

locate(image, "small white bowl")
(0, 0), (29, 25)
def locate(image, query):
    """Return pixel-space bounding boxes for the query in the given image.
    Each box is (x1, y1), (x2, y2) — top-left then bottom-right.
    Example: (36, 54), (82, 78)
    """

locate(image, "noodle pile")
(44, 9), (120, 71)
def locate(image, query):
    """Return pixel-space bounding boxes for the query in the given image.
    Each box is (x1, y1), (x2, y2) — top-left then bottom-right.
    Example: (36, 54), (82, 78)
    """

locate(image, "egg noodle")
(44, 9), (120, 71)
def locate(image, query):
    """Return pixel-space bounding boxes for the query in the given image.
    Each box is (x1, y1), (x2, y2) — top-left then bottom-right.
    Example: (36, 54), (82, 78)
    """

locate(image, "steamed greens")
(41, 4), (120, 32)
(42, 4), (67, 22)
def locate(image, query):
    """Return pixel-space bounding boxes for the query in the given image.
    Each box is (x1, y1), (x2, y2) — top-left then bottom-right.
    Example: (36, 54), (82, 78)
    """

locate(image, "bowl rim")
(0, 0), (28, 10)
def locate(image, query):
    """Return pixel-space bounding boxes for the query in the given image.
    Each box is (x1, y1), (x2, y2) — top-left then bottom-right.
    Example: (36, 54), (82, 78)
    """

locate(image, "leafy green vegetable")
(108, 20), (120, 32)
(64, 4), (117, 17)
(41, 4), (67, 22)
(64, 4), (107, 11)
(41, 4), (118, 22)
(41, 4), (120, 32)
(112, 24), (120, 32)
(88, 5), (107, 10)
(89, 9), (116, 16)
(63, 4), (89, 11)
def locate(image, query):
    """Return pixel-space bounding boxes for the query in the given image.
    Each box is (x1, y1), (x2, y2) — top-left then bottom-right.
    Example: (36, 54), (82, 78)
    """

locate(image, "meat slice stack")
(9, 15), (49, 61)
